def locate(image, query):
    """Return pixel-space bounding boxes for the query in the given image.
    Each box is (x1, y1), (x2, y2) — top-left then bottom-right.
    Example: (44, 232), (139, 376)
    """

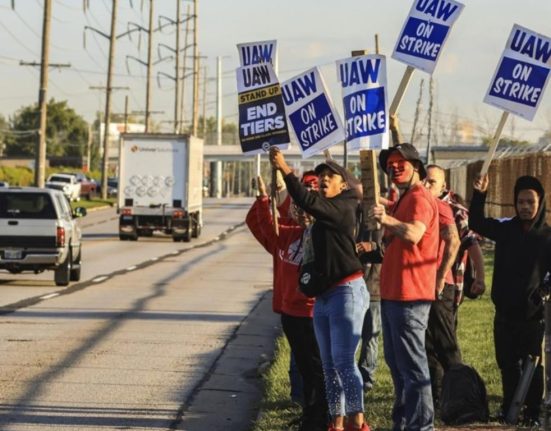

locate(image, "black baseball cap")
(379, 143), (426, 179)
(314, 160), (357, 187)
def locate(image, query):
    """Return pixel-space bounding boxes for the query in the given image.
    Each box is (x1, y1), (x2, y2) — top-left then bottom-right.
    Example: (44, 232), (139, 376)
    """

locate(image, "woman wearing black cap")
(270, 147), (370, 431)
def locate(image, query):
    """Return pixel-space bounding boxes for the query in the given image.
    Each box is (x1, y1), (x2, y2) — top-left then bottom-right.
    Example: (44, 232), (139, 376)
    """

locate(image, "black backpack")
(440, 363), (489, 425)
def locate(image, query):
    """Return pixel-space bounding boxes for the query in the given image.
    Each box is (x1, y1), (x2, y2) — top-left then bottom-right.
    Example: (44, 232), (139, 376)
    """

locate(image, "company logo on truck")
(130, 145), (177, 153)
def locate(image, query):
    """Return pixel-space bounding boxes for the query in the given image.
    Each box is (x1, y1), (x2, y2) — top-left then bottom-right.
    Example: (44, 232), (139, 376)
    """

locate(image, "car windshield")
(0, 193), (57, 219)
(49, 176), (71, 183)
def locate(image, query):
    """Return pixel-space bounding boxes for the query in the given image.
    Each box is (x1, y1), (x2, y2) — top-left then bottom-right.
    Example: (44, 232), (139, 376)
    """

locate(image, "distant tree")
(481, 136), (531, 148)
(183, 116), (238, 143)
(538, 129), (551, 147)
(0, 114), (11, 156)
(5, 99), (88, 158)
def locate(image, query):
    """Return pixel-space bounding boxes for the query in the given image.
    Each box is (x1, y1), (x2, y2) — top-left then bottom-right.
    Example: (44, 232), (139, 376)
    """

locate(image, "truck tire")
(70, 248), (82, 282)
(55, 250), (72, 286)
(192, 214), (201, 238)
(183, 218), (192, 242)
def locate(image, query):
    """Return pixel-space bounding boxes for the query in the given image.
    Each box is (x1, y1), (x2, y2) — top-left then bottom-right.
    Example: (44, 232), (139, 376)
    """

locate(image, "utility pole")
(101, 0), (118, 199)
(86, 124), (93, 172)
(202, 65), (207, 136)
(192, 0), (199, 136)
(89, 83), (129, 198)
(214, 55), (222, 198)
(179, 4), (191, 133)
(157, 2), (194, 133)
(145, 0), (154, 132)
(174, 0), (181, 133)
(426, 76), (434, 164)
(124, 95), (129, 133)
(35, 0), (52, 188)
(21, 1), (70, 187)
(85, 1), (143, 198)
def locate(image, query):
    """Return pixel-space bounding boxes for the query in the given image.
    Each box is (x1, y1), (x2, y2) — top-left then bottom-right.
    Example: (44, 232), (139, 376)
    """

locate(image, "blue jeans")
(358, 300), (381, 390)
(313, 277), (369, 417)
(382, 300), (434, 431)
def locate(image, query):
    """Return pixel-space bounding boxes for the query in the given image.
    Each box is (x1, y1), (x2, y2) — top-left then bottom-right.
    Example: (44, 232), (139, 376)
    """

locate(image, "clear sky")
(0, 0), (550, 145)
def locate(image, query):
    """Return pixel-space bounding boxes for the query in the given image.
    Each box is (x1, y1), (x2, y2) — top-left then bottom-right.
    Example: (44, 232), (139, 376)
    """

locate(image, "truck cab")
(0, 187), (86, 286)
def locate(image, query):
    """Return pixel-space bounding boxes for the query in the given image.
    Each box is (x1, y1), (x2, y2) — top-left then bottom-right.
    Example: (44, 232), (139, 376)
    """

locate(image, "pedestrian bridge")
(203, 144), (357, 165)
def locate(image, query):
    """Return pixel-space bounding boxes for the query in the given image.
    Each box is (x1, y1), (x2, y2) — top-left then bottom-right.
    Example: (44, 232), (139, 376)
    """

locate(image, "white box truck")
(117, 133), (203, 242)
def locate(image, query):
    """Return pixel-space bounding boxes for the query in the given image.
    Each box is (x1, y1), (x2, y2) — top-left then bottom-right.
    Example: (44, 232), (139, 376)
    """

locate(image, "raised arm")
(468, 175), (504, 241)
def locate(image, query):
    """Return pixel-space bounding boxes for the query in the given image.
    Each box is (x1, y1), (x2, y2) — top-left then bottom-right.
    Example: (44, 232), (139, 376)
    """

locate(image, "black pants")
(281, 313), (328, 425)
(494, 313), (544, 419)
(425, 283), (462, 404)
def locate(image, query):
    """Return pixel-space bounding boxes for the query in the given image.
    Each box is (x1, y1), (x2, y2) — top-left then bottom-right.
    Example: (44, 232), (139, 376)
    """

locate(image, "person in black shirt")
(470, 174), (551, 426)
(270, 147), (370, 431)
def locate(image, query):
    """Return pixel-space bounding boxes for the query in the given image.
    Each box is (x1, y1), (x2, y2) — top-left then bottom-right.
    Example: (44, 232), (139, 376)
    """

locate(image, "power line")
(0, 18), (38, 56)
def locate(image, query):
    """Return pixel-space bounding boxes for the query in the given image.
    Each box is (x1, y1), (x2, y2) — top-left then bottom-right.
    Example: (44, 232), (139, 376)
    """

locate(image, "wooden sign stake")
(480, 111), (509, 176)
(389, 65), (415, 116)
(271, 167), (279, 236)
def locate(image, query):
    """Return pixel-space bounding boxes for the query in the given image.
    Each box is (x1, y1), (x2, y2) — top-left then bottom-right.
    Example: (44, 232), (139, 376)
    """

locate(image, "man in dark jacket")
(469, 174), (551, 426)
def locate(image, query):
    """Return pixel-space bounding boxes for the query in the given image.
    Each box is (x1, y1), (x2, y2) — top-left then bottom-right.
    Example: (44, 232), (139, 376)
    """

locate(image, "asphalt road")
(0, 197), (280, 430)
(0, 198), (254, 309)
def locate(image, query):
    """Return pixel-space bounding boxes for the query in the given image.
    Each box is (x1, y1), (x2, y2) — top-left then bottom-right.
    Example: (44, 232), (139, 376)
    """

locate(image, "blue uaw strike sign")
(337, 55), (389, 151)
(484, 24), (551, 121)
(281, 67), (344, 158)
(392, 0), (464, 74)
(237, 40), (277, 67)
(237, 63), (290, 155)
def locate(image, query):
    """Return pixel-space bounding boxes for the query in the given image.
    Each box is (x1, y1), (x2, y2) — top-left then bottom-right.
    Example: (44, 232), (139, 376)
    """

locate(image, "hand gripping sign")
(281, 67), (345, 158)
(337, 54), (389, 151)
(480, 25), (551, 176)
(237, 62), (290, 155)
(390, 0), (464, 117)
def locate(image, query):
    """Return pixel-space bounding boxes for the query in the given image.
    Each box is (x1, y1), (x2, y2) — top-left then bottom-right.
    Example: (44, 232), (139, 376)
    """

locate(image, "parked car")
(0, 181), (9, 187)
(45, 174), (81, 201)
(0, 187), (87, 286)
(107, 177), (118, 198)
(96, 177), (118, 198)
(67, 173), (98, 200)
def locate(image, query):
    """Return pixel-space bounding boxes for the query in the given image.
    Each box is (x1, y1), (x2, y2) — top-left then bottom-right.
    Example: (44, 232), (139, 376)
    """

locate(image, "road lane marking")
(126, 266), (137, 271)
(40, 293), (59, 300)
(93, 276), (108, 283)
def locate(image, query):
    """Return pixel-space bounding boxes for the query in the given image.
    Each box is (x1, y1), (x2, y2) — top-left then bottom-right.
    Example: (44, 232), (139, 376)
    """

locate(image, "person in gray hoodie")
(469, 174), (551, 427)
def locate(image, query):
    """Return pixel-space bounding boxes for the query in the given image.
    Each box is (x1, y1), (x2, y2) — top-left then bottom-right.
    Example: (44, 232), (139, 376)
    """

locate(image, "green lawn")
(253, 249), (500, 431)
(70, 197), (115, 211)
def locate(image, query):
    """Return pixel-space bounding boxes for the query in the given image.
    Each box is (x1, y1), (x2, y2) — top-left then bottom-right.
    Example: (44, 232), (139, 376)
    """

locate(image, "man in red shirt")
(370, 143), (439, 431)
(423, 165), (461, 410)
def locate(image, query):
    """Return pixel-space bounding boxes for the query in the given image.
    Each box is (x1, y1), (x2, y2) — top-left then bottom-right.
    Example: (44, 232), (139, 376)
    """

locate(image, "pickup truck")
(67, 173), (98, 200)
(45, 173), (81, 201)
(0, 187), (87, 286)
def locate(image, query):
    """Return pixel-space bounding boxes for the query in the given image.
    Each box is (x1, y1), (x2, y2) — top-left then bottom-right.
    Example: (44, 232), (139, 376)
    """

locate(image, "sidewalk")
(175, 290), (280, 430)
